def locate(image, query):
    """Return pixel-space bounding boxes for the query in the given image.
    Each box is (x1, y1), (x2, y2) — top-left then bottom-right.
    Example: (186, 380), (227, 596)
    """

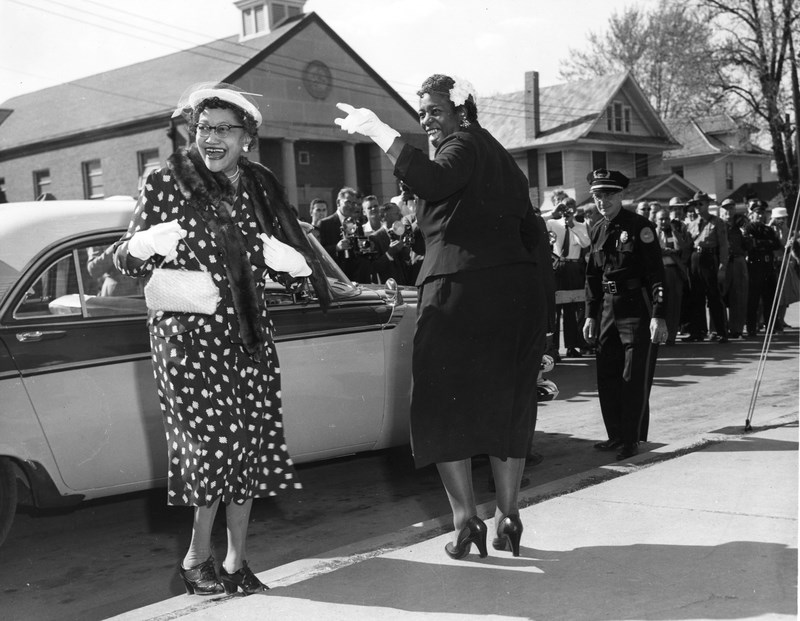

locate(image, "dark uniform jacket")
(586, 208), (666, 320)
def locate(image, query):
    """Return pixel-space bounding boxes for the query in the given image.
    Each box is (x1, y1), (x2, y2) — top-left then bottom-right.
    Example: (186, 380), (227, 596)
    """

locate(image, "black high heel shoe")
(445, 515), (488, 559)
(179, 556), (224, 596)
(492, 514), (523, 557)
(219, 560), (269, 595)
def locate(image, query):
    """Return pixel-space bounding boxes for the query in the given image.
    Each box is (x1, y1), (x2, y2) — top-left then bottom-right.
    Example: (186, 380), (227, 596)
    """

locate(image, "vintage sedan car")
(0, 199), (414, 546)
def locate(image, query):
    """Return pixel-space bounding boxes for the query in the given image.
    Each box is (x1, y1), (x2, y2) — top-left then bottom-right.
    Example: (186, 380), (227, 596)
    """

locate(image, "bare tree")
(699, 0), (799, 211)
(559, 0), (721, 119)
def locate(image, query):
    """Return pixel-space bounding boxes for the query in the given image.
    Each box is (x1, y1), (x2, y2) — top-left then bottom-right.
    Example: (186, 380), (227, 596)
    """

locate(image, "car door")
(0, 231), (164, 495)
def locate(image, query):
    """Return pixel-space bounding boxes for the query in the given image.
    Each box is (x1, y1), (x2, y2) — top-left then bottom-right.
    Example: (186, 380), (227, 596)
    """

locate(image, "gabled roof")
(616, 173), (699, 204)
(479, 72), (678, 151)
(663, 117), (771, 160)
(0, 12), (416, 153)
(726, 181), (783, 208)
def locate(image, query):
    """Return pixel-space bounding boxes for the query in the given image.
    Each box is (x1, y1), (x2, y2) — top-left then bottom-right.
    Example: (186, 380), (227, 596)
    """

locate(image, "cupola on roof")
(235, 0), (306, 39)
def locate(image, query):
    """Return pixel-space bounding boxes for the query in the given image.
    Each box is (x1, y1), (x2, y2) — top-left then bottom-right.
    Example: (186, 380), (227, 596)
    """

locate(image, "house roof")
(663, 117), (771, 160)
(0, 12), (416, 153)
(479, 72), (679, 151)
(726, 181), (784, 208)
(617, 173), (699, 204)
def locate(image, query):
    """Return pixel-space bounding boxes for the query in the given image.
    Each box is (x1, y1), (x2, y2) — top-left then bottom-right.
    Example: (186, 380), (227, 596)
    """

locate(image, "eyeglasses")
(195, 123), (245, 138)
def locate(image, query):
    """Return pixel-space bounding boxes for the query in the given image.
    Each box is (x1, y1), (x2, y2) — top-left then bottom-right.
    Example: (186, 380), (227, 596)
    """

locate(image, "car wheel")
(0, 458), (17, 547)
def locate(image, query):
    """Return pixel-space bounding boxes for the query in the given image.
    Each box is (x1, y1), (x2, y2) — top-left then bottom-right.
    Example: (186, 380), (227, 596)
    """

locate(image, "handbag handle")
(156, 237), (207, 271)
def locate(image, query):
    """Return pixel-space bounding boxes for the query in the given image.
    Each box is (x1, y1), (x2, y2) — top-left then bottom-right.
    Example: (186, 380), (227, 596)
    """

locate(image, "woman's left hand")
(259, 234), (312, 277)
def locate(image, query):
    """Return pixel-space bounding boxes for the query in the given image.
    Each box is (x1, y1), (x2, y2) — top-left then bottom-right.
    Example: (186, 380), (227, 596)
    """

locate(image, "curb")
(113, 411), (797, 621)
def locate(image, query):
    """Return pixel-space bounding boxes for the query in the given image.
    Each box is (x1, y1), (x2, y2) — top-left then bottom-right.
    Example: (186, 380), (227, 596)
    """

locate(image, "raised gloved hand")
(259, 233), (312, 277)
(128, 220), (187, 262)
(334, 103), (400, 153)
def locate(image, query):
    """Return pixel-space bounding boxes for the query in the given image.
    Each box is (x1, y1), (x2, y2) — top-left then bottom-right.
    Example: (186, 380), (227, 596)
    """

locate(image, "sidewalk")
(113, 414), (798, 621)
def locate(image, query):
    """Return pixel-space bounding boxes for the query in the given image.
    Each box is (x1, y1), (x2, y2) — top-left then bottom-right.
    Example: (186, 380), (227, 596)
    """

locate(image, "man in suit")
(317, 187), (371, 282)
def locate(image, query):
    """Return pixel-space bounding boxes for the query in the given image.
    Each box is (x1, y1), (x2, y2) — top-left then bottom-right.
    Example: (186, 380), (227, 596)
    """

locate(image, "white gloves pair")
(128, 220), (187, 262)
(259, 233), (311, 277)
(334, 103), (399, 153)
(128, 221), (311, 278)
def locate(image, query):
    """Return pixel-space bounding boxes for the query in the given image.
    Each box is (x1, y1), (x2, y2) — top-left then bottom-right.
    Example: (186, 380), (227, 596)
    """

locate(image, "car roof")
(1, 199), (135, 269)
(0, 199), (136, 300)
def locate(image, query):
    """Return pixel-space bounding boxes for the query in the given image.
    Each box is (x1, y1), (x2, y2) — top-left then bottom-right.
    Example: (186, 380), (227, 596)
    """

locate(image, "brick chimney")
(525, 71), (540, 140)
(236, 0), (306, 39)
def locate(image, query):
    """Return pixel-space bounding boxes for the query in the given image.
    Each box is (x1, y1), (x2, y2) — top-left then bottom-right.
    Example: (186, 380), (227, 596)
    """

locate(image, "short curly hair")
(417, 74), (478, 122)
(189, 97), (258, 150)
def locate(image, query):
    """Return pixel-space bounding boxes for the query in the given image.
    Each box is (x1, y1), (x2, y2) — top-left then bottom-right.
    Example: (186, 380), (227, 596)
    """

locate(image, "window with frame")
(82, 159), (104, 199)
(33, 169), (51, 199)
(13, 241), (146, 320)
(545, 152), (563, 187)
(137, 149), (160, 190)
(606, 101), (632, 133)
(725, 161), (734, 190)
(242, 4), (267, 36)
(591, 151), (607, 171)
(634, 153), (649, 178)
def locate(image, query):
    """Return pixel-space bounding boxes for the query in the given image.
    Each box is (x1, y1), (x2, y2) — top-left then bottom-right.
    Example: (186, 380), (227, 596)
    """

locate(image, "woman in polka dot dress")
(114, 83), (330, 596)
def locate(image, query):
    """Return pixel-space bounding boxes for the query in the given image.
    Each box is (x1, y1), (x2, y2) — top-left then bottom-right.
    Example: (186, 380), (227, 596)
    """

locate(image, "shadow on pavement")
(275, 540), (797, 620)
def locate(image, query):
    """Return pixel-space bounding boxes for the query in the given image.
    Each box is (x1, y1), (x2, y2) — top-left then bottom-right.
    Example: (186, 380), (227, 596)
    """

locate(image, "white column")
(342, 141), (357, 189)
(281, 138), (298, 207)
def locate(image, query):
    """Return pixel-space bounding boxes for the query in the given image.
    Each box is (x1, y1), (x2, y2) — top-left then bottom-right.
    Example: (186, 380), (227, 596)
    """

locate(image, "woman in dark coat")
(115, 83), (329, 595)
(335, 74), (551, 559)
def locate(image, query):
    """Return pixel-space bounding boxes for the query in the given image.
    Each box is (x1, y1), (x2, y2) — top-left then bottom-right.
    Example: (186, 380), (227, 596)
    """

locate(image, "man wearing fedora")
(684, 191), (729, 342)
(582, 169), (667, 461)
(744, 199), (781, 337)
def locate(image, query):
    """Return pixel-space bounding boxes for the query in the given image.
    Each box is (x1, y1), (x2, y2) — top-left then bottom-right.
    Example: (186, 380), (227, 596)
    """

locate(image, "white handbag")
(144, 240), (221, 315)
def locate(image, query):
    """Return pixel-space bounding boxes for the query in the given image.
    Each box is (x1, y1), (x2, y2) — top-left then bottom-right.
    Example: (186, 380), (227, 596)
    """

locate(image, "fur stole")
(167, 146), (330, 360)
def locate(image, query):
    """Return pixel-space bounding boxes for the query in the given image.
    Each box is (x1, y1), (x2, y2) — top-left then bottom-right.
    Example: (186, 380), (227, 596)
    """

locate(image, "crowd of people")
(545, 191), (799, 354)
(629, 193), (798, 344)
(308, 185), (426, 286)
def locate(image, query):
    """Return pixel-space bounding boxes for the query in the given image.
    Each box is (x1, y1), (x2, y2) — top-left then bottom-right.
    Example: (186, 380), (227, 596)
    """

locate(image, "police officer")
(582, 169), (667, 461)
(743, 199), (780, 337)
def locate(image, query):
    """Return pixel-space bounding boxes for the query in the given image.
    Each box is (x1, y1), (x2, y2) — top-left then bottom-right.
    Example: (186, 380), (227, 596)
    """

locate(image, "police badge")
(620, 231), (629, 243)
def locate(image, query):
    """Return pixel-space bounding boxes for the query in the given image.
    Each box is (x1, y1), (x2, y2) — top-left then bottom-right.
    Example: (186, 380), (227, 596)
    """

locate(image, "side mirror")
(384, 278), (404, 307)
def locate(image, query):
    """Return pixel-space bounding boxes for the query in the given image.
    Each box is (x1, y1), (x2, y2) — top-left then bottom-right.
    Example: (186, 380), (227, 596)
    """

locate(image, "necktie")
(561, 225), (571, 258)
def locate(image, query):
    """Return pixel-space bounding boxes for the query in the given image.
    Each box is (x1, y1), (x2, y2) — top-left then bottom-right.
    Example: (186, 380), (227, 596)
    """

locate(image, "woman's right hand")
(128, 221), (187, 262)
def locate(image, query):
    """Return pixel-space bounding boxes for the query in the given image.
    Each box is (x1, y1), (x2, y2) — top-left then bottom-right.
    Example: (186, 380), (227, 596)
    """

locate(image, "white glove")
(334, 103), (400, 153)
(128, 220), (187, 262)
(259, 233), (312, 277)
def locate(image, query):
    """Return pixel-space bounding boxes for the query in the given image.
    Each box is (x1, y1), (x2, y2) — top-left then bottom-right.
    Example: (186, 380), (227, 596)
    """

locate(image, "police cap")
(587, 169), (629, 194)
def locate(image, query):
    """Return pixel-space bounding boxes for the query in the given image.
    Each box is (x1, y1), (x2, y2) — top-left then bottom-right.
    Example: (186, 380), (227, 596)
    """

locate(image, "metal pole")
(745, 190), (800, 430)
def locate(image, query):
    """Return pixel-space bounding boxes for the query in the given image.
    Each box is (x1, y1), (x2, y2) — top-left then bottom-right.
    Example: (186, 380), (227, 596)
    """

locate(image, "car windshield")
(301, 225), (358, 296)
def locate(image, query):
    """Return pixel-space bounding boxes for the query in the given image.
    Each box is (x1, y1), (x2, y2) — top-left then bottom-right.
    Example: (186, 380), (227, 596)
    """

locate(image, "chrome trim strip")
(12, 323), (397, 377)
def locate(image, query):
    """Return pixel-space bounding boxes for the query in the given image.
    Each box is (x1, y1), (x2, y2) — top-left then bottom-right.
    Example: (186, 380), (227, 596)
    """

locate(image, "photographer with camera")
(369, 202), (416, 284)
(317, 186), (373, 282)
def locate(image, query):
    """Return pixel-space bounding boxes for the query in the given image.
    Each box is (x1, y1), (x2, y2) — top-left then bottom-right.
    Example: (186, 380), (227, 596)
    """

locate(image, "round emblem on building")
(302, 60), (333, 100)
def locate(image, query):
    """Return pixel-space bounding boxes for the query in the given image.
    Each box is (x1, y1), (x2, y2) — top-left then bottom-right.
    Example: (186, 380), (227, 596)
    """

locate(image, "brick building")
(0, 0), (424, 216)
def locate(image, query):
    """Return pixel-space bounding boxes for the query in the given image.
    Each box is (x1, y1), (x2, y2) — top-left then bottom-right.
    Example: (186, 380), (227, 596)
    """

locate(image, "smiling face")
(592, 190), (623, 221)
(195, 107), (248, 176)
(418, 91), (460, 148)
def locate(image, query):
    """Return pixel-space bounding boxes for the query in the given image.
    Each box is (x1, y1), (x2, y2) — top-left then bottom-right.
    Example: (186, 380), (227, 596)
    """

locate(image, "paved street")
(1, 319), (797, 620)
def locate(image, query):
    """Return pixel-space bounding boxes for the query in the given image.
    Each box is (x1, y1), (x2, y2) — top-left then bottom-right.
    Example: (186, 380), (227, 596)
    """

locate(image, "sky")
(0, 0), (655, 106)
